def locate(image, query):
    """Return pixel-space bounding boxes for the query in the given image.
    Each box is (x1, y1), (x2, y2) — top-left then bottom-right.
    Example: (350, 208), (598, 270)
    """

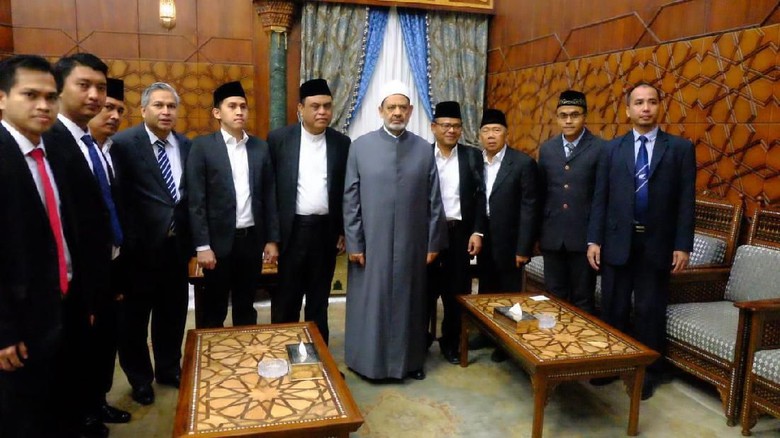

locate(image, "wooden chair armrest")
(736, 299), (780, 352)
(734, 298), (780, 313)
(668, 267), (731, 304)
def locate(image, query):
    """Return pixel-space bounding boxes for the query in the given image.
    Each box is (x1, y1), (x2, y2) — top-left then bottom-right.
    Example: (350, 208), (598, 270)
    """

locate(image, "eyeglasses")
(435, 122), (462, 131)
(556, 112), (584, 120)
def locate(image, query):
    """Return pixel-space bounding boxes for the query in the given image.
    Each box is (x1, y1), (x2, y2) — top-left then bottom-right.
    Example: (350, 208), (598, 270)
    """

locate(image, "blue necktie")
(83, 134), (123, 246)
(155, 139), (178, 203)
(634, 135), (649, 224)
(565, 142), (575, 158)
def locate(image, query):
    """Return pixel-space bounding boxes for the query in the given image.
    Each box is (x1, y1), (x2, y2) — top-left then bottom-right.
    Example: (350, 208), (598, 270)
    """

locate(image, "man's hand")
(263, 242), (279, 264)
(336, 235), (346, 255)
(671, 250), (690, 273)
(197, 249), (217, 270)
(515, 255), (530, 268)
(0, 342), (28, 372)
(587, 244), (601, 271)
(349, 253), (365, 267)
(427, 252), (439, 264)
(467, 234), (482, 256)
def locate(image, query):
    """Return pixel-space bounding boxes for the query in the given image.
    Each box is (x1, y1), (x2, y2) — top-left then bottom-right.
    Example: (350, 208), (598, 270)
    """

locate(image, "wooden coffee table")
(173, 322), (363, 437)
(458, 293), (659, 438)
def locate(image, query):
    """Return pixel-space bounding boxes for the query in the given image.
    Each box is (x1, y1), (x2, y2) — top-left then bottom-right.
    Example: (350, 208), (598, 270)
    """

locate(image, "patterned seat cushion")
(753, 349), (780, 383)
(526, 256), (544, 284)
(689, 233), (727, 266)
(725, 245), (780, 302)
(667, 301), (739, 361)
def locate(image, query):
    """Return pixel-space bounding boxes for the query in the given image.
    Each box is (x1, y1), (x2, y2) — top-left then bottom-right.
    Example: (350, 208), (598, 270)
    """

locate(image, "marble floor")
(105, 293), (780, 437)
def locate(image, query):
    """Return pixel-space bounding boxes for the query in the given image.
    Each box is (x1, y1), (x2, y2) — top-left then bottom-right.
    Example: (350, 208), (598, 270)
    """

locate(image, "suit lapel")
(648, 130), (668, 180)
(244, 135), (258, 197)
(621, 132), (636, 177)
(456, 143), (471, 200)
(568, 130), (592, 162)
(137, 128), (171, 198)
(289, 125), (302, 198)
(490, 148), (513, 199)
(325, 128), (337, 195)
(0, 127), (48, 220)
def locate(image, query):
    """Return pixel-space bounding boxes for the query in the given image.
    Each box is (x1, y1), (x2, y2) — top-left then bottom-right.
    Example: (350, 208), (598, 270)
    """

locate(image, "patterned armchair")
(665, 207), (780, 426)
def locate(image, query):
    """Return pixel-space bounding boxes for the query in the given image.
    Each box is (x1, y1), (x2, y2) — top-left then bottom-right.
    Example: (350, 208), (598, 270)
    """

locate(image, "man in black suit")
(47, 53), (125, 438)
(537, 90), (605, 314)
(587, 82), (695, 399)
(268, 79), (350, 343)
(111, 82), (191, 406)
(475, 109), (539, 362)
(84, 77), (132, 426)
(427, 101), (486, 364)
(187, 81), (280, 328)
(0, 55), (76, 438)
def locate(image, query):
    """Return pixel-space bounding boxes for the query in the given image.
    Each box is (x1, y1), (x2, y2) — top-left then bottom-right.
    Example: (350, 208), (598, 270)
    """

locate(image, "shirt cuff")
(196, 245), (211, 252)
(472, 232), (484, 237)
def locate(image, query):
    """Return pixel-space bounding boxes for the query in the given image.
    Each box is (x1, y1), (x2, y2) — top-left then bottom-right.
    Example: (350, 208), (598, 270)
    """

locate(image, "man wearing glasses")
(537, 90), (605, 313)
(427, 102), (486, 364)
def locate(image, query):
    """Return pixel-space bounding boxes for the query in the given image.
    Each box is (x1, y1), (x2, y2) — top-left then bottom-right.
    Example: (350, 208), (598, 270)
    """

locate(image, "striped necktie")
(565, 142), (575, 158)
(154, 139), (178, 203)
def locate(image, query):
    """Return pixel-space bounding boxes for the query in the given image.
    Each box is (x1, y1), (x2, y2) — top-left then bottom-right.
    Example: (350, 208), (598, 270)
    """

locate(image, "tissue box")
(493, 306), (539, 333)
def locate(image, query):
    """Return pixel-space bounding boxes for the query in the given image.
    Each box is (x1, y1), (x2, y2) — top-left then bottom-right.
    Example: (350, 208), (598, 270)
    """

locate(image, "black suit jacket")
(43, 119), (115, 311)
(267, 124), (350, 254)
(588, 129), (696, 269)
(186, 131), (280, 257)
(110, 123), (191, 264)
(432, 143), (487, 236)
(486, 146), (539, 269)
(0, 125), (79, 361)
(537, 129), (605, 253)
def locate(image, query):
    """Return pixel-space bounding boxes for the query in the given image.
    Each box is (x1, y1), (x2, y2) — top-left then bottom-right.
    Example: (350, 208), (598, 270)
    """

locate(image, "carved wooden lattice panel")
(467, 296), (642, 361)
(187, 326), (347, 435)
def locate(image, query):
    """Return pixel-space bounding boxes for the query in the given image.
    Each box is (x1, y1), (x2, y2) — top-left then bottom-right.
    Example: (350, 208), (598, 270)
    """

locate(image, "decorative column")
(255, 0), (297, 130)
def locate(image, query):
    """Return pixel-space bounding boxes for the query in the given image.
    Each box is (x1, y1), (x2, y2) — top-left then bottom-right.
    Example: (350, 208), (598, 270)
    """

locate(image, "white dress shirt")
(3, 120), (73, 280)
(222, 129), (254, 228)
(145, 125), (183, 201)
(483, 145), (507, 217)
(58, 114), (111, 183)
(561, 128), (586, 156)
(296, 125), (329, 215)
(434, 143), (461, 221)
(633, 127), (659, 165)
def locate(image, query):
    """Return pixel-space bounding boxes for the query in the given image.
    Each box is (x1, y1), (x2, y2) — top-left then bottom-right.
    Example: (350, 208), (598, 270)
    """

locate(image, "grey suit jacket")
(186, 131), (280, 258)
(537, 129), (605, 252)
(110, 123), (191, 262)
(267, 124), (350, 254)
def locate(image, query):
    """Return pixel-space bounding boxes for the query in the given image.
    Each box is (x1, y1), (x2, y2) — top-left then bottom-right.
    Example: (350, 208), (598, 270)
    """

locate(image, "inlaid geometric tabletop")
(182, 325), (351, 435)
(463, 295), (643, 361)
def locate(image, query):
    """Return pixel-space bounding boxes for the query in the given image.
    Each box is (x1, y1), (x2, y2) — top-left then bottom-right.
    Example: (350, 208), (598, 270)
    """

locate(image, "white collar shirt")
(222, 129), (254, 228)
(483, 145), (507, 216)
(145, 124), (182, 201)
(633, 126), (658, 165)
(561, 128), (587, 155)
(296, 124), (329, 215)
(434, 143), (461, 221)
(58, 114), (112, 184)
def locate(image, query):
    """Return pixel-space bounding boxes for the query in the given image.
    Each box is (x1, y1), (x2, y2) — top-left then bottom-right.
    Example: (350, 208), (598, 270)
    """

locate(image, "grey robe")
(343, 128), (447, 379)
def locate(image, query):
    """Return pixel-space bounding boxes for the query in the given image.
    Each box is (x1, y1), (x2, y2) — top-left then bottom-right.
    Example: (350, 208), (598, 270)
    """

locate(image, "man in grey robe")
(343, 80), (447, 381)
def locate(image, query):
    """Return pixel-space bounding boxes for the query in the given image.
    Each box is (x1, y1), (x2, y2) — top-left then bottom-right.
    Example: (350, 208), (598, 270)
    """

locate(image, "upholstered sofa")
(665, 207), (780, 426)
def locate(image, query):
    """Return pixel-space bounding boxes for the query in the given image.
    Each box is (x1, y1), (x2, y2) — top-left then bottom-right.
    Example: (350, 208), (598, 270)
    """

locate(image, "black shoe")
(407, 369), (426, 380)
(157, 373), (181, 388)
(79, 415), (109, 438)
(99, 403), (131, 423)
(441, 348), (461, 365)
(131, 384), (155, 405)
(590, 376), (619, 386)
(490, 348), (508, 363)
(468, 334), (490, 350)
(641, 376), (659, 400)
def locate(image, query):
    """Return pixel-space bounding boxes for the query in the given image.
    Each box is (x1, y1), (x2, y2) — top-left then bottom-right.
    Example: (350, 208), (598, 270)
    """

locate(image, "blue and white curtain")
(301, 3), (488, 144)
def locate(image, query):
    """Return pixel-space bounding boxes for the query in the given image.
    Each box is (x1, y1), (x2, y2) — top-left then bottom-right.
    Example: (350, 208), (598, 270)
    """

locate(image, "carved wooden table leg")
(531, 373), (549, 438)
(626, 367), (645, 436)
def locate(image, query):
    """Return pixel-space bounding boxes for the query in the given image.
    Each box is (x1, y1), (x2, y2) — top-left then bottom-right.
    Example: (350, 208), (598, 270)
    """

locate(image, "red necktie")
(28, 148), (69, 295)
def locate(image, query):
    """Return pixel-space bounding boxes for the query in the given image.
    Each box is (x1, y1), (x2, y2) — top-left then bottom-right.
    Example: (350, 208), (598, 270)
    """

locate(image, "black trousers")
(118, 237), (189, 388)
(600, 231), (669, 373)
(0, 355), (60, 437)
(542, 247), (596, 313)
(272, 215), (337, 343)
(427, 221), (472, 352)
(478, 235), (523, 293)
(202, 227), (262, 328)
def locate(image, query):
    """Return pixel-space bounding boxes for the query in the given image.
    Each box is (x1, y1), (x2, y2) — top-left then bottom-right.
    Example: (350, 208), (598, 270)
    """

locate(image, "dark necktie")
(29, 148), (69, 295)
(634, 135), (650, 224)
(82, 134), (123, 246)
(154, 139), (178, 203)
(565, 142), (575, 158)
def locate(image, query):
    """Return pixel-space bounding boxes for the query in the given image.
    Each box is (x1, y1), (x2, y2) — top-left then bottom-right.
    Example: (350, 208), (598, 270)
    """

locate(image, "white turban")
(379, 80), (411, 104)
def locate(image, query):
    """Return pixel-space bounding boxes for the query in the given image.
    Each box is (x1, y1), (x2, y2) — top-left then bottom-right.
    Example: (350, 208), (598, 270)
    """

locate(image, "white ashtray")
(258, 358), (289, 379)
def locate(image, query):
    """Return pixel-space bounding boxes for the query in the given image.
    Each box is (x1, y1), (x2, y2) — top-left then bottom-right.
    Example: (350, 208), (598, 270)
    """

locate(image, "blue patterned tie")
(565, 142), (575, 158)
(82, 134), (123, 246)
(155, 139), (178, 203)
(634, 135), (649, 224)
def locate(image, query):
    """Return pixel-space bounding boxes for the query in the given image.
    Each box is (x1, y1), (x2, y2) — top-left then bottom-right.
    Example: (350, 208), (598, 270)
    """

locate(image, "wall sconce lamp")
(160, 0), (177, 30)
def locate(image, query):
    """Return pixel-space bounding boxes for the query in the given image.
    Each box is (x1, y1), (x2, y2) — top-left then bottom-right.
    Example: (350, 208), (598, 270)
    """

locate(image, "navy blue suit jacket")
(587, 129), (696, 269)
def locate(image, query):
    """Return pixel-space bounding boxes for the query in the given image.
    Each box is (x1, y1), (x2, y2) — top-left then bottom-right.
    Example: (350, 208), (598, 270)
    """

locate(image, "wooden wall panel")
(0, 0), (12, 56)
